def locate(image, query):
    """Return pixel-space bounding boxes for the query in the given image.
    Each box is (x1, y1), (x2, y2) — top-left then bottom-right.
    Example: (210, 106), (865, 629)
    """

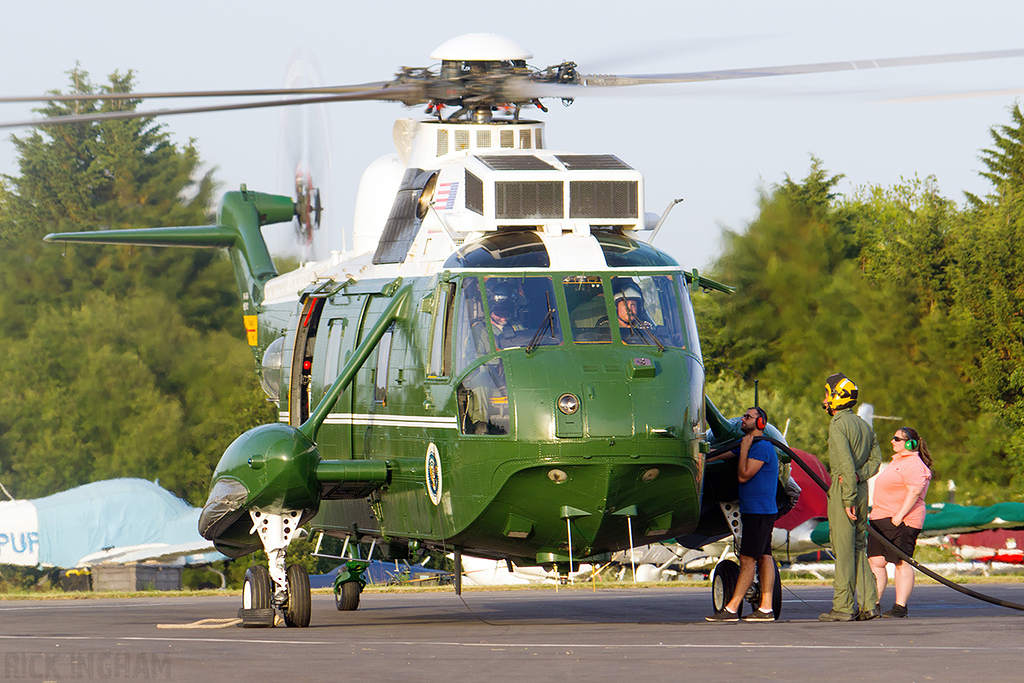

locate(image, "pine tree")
(0, 68), (274, 503)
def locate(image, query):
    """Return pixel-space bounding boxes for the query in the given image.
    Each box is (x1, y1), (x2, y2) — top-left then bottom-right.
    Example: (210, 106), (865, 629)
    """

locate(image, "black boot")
(882, 604), (908, 618)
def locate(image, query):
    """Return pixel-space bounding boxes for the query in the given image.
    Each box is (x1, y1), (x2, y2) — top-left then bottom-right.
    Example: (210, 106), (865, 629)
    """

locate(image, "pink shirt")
(870, 452), (932, 528)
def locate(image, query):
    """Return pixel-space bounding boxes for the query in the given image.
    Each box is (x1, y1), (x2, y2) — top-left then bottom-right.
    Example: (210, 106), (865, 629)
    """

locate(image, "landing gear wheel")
(240, 565), (275, 628)
(771, 559), (783, 620)
(243, 565), (271, 609)
(711, 560), (741, 617)
(336, 580), (361, 611)
(742, 559), (784, 620)
(284, 564), (311, 628)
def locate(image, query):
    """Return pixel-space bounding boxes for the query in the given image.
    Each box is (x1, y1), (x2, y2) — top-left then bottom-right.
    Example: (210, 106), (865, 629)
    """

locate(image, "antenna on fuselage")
(705, 357), (760, 408)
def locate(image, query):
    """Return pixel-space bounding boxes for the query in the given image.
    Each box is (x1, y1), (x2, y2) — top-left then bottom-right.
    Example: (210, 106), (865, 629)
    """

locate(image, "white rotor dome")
(430, 33), (532, 61)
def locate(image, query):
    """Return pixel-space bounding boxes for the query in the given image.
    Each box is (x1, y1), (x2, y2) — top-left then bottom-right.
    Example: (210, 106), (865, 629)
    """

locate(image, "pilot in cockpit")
(601, 278), (655, 343)
(487, 282), (525, 349)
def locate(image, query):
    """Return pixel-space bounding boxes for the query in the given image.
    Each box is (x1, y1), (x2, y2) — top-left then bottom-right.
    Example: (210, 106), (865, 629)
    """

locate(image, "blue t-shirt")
(738, 439), (779, 515)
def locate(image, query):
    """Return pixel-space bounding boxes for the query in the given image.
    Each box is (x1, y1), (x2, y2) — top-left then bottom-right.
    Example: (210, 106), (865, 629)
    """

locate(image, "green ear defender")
(905, 438), (918, 450)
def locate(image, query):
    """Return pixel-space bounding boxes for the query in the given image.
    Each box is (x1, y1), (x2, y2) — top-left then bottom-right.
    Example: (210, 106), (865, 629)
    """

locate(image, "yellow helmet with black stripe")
(823, 372), (858, 412)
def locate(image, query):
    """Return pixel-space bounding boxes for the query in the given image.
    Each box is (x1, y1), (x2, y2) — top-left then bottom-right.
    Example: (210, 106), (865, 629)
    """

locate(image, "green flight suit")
(826, 408), (882, 614)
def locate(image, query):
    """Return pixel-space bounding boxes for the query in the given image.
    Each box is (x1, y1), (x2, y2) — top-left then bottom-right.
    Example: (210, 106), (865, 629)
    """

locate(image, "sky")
(2, 0), (1023, 270)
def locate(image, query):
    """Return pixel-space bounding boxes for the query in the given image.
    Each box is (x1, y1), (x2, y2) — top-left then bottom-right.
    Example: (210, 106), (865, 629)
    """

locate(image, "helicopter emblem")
(426, 443), (443, 506)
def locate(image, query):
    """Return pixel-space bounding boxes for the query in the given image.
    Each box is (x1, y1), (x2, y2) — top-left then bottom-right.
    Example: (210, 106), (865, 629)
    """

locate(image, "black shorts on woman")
(867, 517), (922, 563)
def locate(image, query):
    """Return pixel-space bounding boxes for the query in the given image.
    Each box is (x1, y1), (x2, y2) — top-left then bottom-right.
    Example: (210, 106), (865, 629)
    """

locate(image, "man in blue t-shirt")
(707, 406), (780, 622)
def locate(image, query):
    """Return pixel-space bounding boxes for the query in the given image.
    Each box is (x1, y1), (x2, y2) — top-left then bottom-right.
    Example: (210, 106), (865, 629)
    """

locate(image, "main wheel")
(284, 564), (311, 628)
(242, 565), (272, 610)
(335, 580), (361, 611)
(711, 560), (741, 616)
(771, 559), (783, 620)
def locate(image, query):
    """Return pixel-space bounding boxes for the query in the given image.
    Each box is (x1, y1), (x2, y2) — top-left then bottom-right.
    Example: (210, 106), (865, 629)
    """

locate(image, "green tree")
(697, 158), (1017, 500)
(0, 67), (274, 505)
(966, 102), (1024, 206)
(946, 104), (1024, 490)
(0, 66), (237, 337)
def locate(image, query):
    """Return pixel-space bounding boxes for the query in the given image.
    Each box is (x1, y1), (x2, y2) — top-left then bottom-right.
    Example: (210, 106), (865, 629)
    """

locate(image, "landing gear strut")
(238, 508), (312, 628)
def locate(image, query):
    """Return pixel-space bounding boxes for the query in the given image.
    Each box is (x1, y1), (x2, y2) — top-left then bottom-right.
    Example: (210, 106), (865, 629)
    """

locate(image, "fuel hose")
(706, 436), (1024, 612)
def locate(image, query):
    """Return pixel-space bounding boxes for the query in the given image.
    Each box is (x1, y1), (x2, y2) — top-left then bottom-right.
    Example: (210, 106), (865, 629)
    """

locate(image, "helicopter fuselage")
(268, 261), (708, 567)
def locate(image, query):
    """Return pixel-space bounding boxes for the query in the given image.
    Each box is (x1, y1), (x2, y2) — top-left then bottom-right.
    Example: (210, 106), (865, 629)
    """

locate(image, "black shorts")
(867, 517), (922, 563)
(739, 512), (775, 558)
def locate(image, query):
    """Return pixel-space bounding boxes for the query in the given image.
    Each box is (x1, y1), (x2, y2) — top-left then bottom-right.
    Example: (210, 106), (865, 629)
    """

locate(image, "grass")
(3, 568), (1023, 600)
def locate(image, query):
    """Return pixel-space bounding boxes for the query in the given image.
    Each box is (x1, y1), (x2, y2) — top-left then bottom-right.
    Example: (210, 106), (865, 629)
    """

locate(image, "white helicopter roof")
(430, 34), (533, 61)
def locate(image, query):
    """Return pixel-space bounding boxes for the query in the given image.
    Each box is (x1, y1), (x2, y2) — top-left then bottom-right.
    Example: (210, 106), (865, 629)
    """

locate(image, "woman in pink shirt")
(868, 426), (933, 618)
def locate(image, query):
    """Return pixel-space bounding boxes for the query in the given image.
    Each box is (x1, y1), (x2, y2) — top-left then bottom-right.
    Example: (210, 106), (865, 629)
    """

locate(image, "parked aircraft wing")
(0, 478), (222, 568)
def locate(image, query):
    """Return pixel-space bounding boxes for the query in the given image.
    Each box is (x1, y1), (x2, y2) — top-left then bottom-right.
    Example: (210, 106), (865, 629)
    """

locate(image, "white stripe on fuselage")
(279, 412), (458, 429)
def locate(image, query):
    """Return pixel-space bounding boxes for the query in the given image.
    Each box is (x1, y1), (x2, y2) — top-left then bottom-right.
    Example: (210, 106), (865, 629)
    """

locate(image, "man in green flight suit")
(819, 373), (883, 622)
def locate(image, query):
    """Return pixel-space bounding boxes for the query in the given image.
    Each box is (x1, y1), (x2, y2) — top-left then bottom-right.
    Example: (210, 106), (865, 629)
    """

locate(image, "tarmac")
(1, 582), (1022, 682)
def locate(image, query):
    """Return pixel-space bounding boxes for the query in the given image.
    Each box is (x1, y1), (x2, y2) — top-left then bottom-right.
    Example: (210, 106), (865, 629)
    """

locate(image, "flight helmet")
(822, 372), (858, 412)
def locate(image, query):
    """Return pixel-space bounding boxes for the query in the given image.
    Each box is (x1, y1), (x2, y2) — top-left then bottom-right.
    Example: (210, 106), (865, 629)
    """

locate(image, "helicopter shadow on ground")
(310, 587), (723, 628)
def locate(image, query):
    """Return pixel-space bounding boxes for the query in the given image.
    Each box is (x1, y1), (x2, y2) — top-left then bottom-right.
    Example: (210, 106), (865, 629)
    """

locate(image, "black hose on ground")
(706, 435), (1024, 612)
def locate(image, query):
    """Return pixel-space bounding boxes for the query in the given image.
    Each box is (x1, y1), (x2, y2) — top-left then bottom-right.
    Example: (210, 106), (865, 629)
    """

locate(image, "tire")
(335, 580), (361, 611)
(711, 560), (741, 617)
(242, 565), (272, 610)
(741, 559), (783, 619)
(284, 564), (311, 628)
(771, 559), (783, 620)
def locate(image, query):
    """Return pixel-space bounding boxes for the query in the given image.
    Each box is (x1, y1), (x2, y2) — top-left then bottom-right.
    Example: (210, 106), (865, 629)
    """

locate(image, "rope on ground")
(156, 618), (242, 629)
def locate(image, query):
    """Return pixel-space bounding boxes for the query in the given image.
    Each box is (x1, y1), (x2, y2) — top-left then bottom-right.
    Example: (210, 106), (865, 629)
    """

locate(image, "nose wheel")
(240, 565), (276, 627)
(283, 564), (311, 627)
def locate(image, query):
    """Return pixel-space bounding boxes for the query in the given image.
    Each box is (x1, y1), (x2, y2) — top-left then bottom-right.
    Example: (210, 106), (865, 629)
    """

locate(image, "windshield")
(483, 276), (563, 350)
(444, 232), (550, 269)
(565, 275), (612, 343)
(563, 274), (688, 348)
(594, 231), (679, 267)
(610, 275), (686, 347)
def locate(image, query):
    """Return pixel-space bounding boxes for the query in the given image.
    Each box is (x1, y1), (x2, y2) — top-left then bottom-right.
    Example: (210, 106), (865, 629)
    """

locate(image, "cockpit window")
(610, 275), (687, 348)
(564, 274), (688, 348)
(483, 276), (562, 350)
(564, 275), (612, 343)
(443, 231), (550, 269)
(594, 231), (679, 268)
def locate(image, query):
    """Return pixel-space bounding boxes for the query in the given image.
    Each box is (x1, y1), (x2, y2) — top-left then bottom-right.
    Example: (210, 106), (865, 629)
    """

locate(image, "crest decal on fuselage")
(425, 443), (443, 506)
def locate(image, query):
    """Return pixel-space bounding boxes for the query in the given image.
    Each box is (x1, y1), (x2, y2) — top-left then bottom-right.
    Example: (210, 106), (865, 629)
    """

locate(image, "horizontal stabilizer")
(44, 225), (238, 249)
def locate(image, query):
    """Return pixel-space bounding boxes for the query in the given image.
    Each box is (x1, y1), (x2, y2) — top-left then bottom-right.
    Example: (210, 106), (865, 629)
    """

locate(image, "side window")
(454, 277), (490, 376)
(428, 282), (456, 378)
(374, 327), (394, 405)
(483, 276), (563, 350)
(677, 279), (702, 358)
(325, 318), (347, 381)
(457, 359), (509, 435)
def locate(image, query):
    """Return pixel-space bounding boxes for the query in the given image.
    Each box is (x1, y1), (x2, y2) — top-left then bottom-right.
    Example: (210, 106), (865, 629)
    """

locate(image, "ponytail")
(901, 426), (932, 469)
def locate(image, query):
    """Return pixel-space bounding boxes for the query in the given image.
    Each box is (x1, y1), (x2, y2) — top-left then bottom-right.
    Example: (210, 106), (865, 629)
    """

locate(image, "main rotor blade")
(0, 81), (392, 104)
(0, 84), (423, 130)
(577, 47), (1024, 88)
